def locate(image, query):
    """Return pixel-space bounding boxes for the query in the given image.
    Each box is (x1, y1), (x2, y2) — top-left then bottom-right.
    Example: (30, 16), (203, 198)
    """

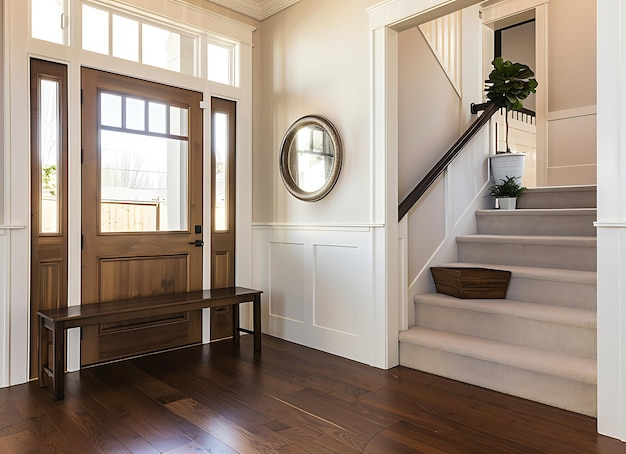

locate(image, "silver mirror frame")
(279, 115), (343, 202)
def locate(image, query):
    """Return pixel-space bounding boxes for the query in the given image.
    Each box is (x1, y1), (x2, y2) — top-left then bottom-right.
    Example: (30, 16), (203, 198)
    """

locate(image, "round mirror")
(279, 115), (343, 202)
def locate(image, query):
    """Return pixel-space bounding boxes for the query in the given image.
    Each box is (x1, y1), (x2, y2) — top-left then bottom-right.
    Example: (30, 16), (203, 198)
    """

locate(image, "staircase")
(399, 185), (597, 416)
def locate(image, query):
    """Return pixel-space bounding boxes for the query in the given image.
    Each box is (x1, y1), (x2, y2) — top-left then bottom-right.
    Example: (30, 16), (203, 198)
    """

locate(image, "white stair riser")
(517, 188), (597, 209)
(476, 213), (597, 236)
(457, 241), (596, 271)
(506, 276), (596, 310)
(399, 343), (596, 416)
(414, 303), (596, 359)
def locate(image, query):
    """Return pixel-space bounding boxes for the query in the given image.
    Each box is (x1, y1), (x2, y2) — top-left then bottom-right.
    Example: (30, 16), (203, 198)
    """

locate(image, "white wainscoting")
(547, 105), (597, 186)
(253, 225), (377, 365)
(0, 229), (9, 388)
(0, 225), (26, 388)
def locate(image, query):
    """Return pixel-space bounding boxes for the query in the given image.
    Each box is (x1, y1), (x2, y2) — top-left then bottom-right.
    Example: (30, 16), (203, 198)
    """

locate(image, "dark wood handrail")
(398, 102), (500, 221)
(471, 101), (535, 118)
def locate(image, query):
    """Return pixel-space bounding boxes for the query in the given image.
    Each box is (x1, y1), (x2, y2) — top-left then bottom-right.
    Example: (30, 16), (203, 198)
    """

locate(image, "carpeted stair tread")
(456, 234), (597, 247)
(399, 326), (596, 385)
(476, 208), (596, 215)
(414, 293), (596, 329)
(436, 262), (597, 286)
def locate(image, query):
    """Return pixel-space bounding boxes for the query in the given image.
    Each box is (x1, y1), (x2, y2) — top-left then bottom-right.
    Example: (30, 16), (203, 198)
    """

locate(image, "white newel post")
(596, 0), (626, 442)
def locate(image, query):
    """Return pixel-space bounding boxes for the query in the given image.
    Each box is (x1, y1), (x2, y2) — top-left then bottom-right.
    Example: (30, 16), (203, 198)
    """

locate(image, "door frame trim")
(4, 0), (252, 384)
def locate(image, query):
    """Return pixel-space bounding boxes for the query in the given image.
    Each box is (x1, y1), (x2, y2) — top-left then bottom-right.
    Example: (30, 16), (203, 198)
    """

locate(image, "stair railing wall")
(418, 11), (462, 97)
(399, 104), (498, 328)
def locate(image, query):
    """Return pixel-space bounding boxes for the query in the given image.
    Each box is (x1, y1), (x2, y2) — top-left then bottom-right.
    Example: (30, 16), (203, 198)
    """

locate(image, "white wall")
(597, 0), (626, 442)
(547, 0), (596, 185)
(0, 0), (3, 223)
(252, 0), (392, 367)
(255, 0), (376, 225)
(398, 26), (461, 201)
(0, 2), (7, 384)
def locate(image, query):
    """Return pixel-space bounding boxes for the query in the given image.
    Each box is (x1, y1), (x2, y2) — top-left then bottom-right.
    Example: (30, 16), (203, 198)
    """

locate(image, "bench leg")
(253, 294), (261, 351)
(39, 319), (65, 400)
(51, 323), (65, 400)
(38, 317), (49, 388)
(232, 303), (240, 345)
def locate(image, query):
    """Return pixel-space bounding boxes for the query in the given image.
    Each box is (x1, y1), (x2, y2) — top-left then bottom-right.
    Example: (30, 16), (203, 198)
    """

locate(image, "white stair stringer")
(399, 327), (597, 416)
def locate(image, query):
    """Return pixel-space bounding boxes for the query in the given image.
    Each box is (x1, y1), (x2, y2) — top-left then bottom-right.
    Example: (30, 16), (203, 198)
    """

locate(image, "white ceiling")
(209, 0), (300, 20)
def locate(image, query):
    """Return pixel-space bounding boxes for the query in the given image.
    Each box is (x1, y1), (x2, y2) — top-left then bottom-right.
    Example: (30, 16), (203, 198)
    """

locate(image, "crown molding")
(209, 0), (300, 20)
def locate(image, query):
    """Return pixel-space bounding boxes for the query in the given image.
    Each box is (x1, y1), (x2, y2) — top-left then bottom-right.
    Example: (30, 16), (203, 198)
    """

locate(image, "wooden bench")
(38, 286), (262, 400)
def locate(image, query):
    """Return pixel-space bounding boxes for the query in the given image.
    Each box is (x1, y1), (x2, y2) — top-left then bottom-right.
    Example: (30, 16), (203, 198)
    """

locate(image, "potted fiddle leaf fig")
(488, 175), (527, 210)
(485, 57), (538, 185)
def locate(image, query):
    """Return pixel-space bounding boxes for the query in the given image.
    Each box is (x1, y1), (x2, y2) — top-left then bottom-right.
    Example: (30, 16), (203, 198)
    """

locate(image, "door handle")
(188, 240), (204, 247)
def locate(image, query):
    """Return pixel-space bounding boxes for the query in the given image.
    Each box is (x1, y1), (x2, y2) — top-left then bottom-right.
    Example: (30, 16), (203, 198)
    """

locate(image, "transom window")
(30, 0), (238, 85)
(82, 3), (197, 76)
(32, 0), (67, 45)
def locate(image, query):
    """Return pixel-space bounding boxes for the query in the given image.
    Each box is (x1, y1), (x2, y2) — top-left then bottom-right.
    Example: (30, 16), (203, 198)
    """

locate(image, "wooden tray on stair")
(430, 267), (511, 299)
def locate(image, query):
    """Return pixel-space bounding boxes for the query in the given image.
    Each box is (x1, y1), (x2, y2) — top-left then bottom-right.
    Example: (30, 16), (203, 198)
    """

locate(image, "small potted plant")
(488, 175), (527, 210)
(485, 57), (538, 184)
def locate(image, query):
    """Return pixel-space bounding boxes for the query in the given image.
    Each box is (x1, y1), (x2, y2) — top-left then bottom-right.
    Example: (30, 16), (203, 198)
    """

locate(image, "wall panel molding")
(313, 244), (362, 336)
(254, 226), (376, 365)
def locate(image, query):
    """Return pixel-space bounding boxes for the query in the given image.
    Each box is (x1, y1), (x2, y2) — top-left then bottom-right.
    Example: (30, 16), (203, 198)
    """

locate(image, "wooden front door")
(30, 59), (69, 378)
(81, 68), (203, 365)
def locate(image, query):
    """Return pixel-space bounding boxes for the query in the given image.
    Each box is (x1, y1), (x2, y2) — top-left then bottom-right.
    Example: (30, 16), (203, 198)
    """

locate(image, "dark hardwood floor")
(0, 334), (624, 453)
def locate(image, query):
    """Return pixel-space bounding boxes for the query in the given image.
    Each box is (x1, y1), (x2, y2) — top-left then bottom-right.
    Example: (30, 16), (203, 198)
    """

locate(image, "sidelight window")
(213, 112), (229, 231)
(38, 78), (62, 234)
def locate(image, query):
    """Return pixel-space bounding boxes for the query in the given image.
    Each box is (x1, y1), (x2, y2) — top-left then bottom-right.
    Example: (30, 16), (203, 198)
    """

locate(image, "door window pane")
(112, 15), (139, 61)
(125, 97), (145, 131)
(149, 102), (167, 134)
(82, 4), (109, 55)
(32, 0), (65, 44)
(40, 79), (60, 234)
(100, 132), (188, 232)
(99, 92), (189, 233)
(214, 112), (228, 231)
(170, 106), (188, 137)
(100, 93), (122, 127)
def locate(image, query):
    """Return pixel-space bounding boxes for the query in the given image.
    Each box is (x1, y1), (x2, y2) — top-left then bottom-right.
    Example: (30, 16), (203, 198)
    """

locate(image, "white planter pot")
(496, 197), (517, 210)
(489, 153), (526, 185)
